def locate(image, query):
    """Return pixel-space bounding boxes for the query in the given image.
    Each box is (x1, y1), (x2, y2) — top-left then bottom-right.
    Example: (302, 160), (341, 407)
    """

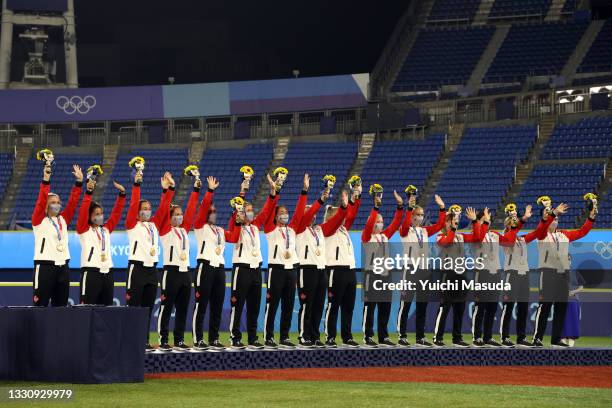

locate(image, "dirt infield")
(147, 366), (612, 388)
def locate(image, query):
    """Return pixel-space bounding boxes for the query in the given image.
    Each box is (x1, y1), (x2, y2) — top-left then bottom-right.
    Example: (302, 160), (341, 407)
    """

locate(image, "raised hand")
(553, 203), (568, 216)
(166, 172), (175, 188)
(393, 190), (403, 206)
(207, 176), (219, 191)
(266, 173), (277, 195)
(483, 207), (491, 223)
(113, 180), (125, 194)
(240, 179), (250, 193)
(522, 205), (532, 221)
(86, 179), (96, 192)
(466, 207), (476, 221)
(321, 189), (329, 202)
(408, 195), (416, 208)
(160, 174), (169, 189)
(434, 194), (445, 209)
(43, 165), (51, 182)
(72, 165), (83, 183)
(340, 190), (349, 207)
(374, 195), (382, 208)
(303, 173), (310, 192)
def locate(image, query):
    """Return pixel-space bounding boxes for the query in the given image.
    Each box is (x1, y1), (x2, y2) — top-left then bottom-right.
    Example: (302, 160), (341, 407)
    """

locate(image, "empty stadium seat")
(489, 0), (552, 18)
(578, 19), (612, 74)
(542, 116), (612, 160)
(428, 0), (481, 21)
(0, 153), (13, 204)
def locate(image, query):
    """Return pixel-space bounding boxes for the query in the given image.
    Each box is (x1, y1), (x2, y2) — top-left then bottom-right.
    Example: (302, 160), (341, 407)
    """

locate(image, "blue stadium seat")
(578, 19), (612, 74)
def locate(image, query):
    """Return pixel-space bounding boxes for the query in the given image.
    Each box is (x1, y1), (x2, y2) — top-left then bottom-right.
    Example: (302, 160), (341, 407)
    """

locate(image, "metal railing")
(0, 129), (17, 152)
(78, 127), (106, 146)
(204, 122), (232, 142)
(115, 126), (148, 146)
(168, 124), (195, 144)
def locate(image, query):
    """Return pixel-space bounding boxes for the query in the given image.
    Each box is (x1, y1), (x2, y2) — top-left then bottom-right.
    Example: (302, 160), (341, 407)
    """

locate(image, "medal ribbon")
(94, 226), (106, 252)
(413, 226), (424, 249)
(244, 225), (256, 247)
(143, 222), (155, 246)
(308, 226), (320, 247)
(210, 224), (221, 246)
(551, 233), (559, 251)
(280, 226), (290, 250)
(173, 227), (186, 251)
(48, 216), (62, 242)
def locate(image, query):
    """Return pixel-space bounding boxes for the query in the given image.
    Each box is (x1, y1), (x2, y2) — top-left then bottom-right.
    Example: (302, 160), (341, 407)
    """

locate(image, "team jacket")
(125, 183), (174, 267)
(361, 205), (404, 270)
(227, 194), (278, 268)
(399, 207), (445, 260)
(32, 180), (83, 265)
(159, 188), (199, 272)
(76, 189), (126, 272)
(474, 222), (519, 273)
(193, 189), (240, 268)
(295, 198), (347, 270)
(436, 221), (483, 264)
(325, 198), (361, 268)
(503, 218), (549, 274)
(537, 214), (594, 271)
(263, 191), (307, 269)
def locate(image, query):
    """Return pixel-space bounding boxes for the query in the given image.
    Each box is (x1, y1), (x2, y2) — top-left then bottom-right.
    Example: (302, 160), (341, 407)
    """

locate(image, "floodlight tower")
(0, 0), (78, 89)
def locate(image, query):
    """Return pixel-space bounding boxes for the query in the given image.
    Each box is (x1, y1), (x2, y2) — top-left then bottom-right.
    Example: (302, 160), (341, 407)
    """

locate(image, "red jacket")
(361, 206), (404, 243)
(32, 181), (83, 227)
(125, 184), (174, 231)
(76, 190), (126, 234)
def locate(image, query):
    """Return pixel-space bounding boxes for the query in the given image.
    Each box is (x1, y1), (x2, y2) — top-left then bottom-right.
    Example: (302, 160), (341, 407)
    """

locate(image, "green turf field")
(1, 380), (611, 408)
(152, 331), (612, 348)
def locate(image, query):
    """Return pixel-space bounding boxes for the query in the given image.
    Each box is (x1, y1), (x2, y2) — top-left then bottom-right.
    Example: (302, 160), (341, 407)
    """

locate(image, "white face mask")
(412, 214), (424, 226)
(92, 215), (104, 226)
(245, 211), (254, 222)
(374, 222), (384, 232)
(139, 210), (151, 221)
(277, 214), (289, 224)
(172, 215), (183, 226)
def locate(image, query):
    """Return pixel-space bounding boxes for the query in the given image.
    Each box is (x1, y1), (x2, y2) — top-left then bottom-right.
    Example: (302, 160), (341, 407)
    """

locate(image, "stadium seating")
(276, 142), (358, 215)
(542, 116), (612, 160)
(426, 125), (537, 225)
(392, 26), (495, 92)
(489, 0), (551, 18)
(578, 19), (612, 74)
(0, 153), (13, 204)
(354, 134), (446, 229)
(597, 190), (611, 228)
(15, 154), (102, 228)
(484, 21), (587, 84)
(428, 0), (481, 21)
(516, 162), (605, 229)
(101, 148), (189, 230)
(198, 143), (273, 227)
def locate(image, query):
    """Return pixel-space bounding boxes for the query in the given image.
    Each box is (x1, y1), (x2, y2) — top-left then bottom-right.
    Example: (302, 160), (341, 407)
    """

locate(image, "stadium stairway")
(173, 140), (206, 207)
(0, 146), (31, 229)
(253, 136), (290, 210)
(335, 133), (375, 205)
(466, 24), (511, 93)
(418, 124), (464, 209)
(545, 0), (566, 22)
(492, 115), (556, 227)
(472, 0), (495, 26)
(92, 144), (119, 204)
(561, 20), (606, 85)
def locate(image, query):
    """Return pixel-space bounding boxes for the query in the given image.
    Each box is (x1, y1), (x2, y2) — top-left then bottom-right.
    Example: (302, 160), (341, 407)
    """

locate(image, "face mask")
(48, 203), (61, 214)
(92, 215), (104, 226)
(139, 210), (152, 221)
(412, 215), (424, 226)
(208, 213), (217, 224)
(374, 222), (384, 232)
(277, 214), (289, 224)
(245, 211), (254, 222)
(172, 215), (183, 226)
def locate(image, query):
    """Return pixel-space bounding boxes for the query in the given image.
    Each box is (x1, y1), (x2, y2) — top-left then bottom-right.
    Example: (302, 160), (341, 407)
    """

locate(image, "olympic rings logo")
(594, 241), (612, 260)
(55, 95), (97, 115)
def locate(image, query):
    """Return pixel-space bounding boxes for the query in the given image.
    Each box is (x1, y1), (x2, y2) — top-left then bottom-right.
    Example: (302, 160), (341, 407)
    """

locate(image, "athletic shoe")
(209, 340), (226, 350)
(363, 337), (378, 347)
(415, 338), (433, 347)
(145, 343), (155, 352)
(501, 338), (516, 348)
(325, 339), (338, 348)
(433, 339), (445, 347)
(484, 339), (502, 348)
(248, 341), (265, 350)
(314, 340), (326, 348)
(279, 339), (296, 349)
(298, 339), (315, 348)
(516, 339), (532, 348)
(551, 341), (570, 348)
(398, 337), (411, 347)
(472, 339), (485, 347)
(379, 338), (396, 347)
(264, 339), (278, 349)
(194, 340), (209, 350)
(231, 340), (246, 349)
(452, 340), (470, 348)
(344, 339), (360, 348)
(159, 343), (172, 351)
(174, 341), (190, 350)
(532, 339), (544, 348)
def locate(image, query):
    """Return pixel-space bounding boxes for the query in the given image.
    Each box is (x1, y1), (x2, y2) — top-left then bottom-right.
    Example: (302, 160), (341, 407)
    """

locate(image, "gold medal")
(56, 243), (65, 252)
(101, 253), (107, 262)
(150, 247), (157, 256)
(179, 252), (187, 261)
(215, 247), (222, 255)
(315, 248), (321, 256)
(251, 250), (257, 257)
(284, 250), (291, 260)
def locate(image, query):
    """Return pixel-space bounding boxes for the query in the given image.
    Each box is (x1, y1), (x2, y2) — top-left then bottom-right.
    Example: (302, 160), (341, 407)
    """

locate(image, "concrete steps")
(174, 140), (206, 207)
(545, 0), (566, 22)
(92, 144), (118, 203)
(253, 137), (290, 210)
(560, 20), (606, 85)
(335, 133), (376, 205)
(472, 0), (495, 26)
(466, 25), (510, 94)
